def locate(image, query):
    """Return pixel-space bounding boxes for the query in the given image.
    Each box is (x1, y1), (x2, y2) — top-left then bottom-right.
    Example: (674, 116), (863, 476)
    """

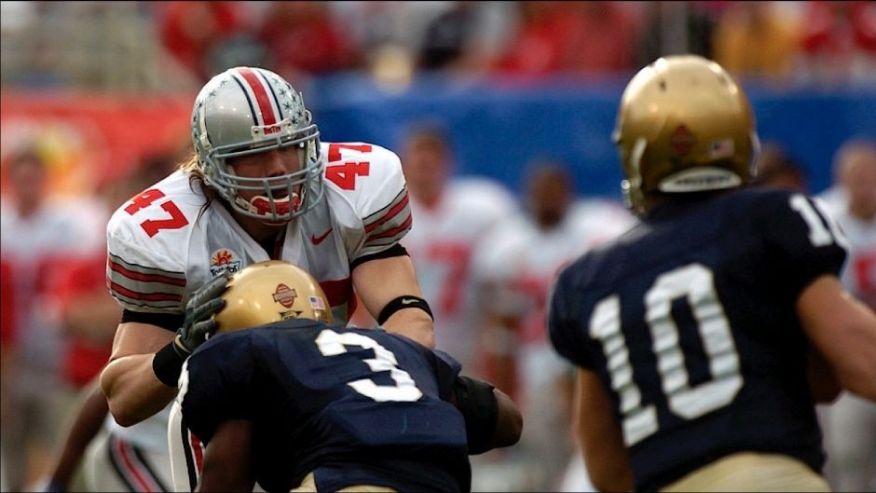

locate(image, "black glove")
(174, 271), (231, 355)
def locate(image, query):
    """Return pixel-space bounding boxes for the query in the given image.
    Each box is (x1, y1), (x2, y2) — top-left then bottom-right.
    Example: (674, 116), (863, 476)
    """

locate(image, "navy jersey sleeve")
(548, 265), (594, 369)
(179, 334), (260, 442)
(430, 349), (463, 401)
(760, 191), (848, 298)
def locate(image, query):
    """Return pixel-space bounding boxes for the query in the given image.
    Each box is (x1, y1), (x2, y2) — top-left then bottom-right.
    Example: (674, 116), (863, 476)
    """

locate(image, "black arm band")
(454, 375), (499, 455)
(122, 309), (184, 332)
(152, 340), (188, 387)
(350, 243), (409, 270)
(377, 295), (434, 325)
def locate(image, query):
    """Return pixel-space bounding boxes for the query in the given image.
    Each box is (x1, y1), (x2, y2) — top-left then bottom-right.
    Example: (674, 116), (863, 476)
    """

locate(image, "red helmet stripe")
(237, 68), (278, 126)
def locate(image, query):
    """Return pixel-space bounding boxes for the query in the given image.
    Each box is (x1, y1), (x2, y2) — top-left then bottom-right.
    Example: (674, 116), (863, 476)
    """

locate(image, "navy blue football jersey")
(549, 188), (847, 491)
(179, 319), (470, 492)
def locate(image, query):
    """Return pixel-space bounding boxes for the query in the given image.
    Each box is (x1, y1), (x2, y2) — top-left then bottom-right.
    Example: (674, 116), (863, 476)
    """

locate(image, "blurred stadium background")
(1, 1), (874, 492)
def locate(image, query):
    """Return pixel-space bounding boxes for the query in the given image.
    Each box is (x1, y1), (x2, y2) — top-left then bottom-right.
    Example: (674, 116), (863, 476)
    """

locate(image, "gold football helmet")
(613, 55), (759, 214)
(214, 260), (333, 333)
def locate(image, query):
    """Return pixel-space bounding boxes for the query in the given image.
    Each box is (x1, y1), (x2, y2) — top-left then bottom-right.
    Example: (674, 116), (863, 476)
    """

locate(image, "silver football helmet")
(191, 66), (324, 222)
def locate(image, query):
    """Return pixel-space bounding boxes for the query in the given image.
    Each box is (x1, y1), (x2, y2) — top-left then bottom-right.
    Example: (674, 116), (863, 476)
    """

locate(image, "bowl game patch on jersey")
(210, 248), (242, 276)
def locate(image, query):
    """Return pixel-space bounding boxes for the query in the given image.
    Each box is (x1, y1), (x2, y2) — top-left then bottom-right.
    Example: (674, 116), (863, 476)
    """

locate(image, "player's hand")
(174, 271), (231, 355)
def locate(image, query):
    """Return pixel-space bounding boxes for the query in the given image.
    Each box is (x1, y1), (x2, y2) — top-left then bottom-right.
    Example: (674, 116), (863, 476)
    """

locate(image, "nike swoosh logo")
(401, 298), (419, 305)
(311, 228), (333, 245)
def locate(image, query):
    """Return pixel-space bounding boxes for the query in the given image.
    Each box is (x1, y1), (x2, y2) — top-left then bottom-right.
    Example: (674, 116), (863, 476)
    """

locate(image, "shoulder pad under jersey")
(105, 171), (203, 313)
(321, 142), (411, 259)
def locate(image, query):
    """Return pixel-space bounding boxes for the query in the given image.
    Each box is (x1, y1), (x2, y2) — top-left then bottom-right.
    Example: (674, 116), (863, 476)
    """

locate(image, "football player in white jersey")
(395, 124), (517, 374)
(816, 138), (876, 492)
(93, 67), (435, 491)
(470, 162), (634, 491)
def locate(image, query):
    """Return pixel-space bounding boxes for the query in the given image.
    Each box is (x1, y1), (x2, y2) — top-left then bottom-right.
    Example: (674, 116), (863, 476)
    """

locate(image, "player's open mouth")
(268, 189), (289, 199)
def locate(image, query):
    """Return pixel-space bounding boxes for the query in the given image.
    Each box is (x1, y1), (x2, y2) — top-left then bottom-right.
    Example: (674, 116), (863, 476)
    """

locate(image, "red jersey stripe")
(367, 214), (412, 242)
(114, 437), (158, 492)
(109, 260), (187, 287)
(190, 432), (205, 474)
(110, 282), (183, 303)
(364, 193), (410, 234)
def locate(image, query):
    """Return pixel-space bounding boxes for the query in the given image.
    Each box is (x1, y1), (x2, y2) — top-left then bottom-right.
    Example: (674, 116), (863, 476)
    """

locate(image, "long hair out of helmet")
(191, 67), (324, 223)
(613, 55), (759, 214)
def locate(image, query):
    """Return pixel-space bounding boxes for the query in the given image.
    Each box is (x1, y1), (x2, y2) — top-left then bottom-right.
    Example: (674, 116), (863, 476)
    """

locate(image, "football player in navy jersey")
(172, 261), (521, 492)
(548, 55), (876, 492)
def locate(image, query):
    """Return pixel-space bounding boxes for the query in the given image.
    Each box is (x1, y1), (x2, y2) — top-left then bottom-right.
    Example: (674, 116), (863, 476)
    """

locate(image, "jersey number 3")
(589, 263), (742, 446)
(315, 329), (423, 402)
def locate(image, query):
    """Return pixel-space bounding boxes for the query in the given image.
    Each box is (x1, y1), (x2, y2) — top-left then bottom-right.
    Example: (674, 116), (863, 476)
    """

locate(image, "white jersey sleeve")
(322, 142), (412, 262)
(105, 172), (198, 314)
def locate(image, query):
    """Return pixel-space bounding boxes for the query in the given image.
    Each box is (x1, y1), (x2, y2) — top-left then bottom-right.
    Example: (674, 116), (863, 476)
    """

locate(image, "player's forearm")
(199, 420), (255, 492)
(383, 309), (435, 348)
(490, 387), (522, 449)
(200, 462), (255, 493)
(836, 298), (876, 400)
(798, 277), (876, 401)
(352, 253), (435, 347)
(101, 354), (177, 427)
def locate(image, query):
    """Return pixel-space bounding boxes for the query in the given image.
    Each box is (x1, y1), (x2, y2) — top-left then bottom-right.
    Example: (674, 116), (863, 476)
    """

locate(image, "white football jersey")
(472, 198), (635, 404)
(830, 208), (876, 308)
(105, 141), (412, 450)
(0, 196), (106, 371)
(470, 198), (633, 491)
(473, 198), (635, 345)
(403, 178), (517, 369)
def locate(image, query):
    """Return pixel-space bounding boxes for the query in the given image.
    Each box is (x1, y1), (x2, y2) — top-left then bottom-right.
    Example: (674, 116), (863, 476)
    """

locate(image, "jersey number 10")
(587, 194), (846, 447)
(589, 263), (742, 446)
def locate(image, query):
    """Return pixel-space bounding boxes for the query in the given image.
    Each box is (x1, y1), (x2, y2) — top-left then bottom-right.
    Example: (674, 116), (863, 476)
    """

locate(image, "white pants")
(85, 428), (173, 492)
(167, 400), (206, 492)
(819, 394), (876, 492)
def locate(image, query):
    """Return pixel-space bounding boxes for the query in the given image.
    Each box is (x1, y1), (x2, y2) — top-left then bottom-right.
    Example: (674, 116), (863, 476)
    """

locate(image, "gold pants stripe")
(291, 472), (397, 492)
(660, 452), (831, 492)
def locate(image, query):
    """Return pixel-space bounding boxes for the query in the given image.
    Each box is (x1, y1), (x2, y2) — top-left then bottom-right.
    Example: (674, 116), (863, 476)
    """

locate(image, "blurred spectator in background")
(798, 1), (876, 84)
(820, 139), (876, 310)
(0, 148), (105, 490)
(394, 123), (516, 376)
(0, 259), (15, 493)
(751, 142), (809, 192)
(416, 1), (512, 73)
(159, 1), (245, 81)
(58, 151), (181, 394)
(494, 1), (640, 77)
(257, 1), (361, 85)
(713, 1), (802, 80)
(471, 161), (634, 491)
(40, 151), (182, 492)
(816, 138), (876, 492)
(637, 1), (716, 68)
